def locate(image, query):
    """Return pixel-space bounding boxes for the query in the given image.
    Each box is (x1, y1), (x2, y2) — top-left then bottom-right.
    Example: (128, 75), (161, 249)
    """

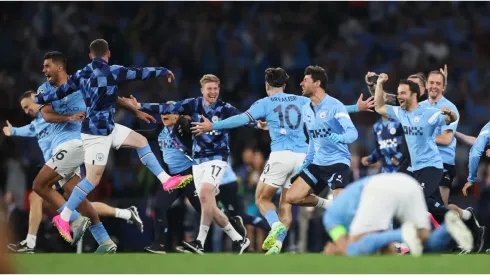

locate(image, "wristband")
(329, 225), (347, 242)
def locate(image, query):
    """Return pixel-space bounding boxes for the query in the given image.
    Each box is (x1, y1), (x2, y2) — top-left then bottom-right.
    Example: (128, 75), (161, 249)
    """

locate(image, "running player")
(121, 74), (251, 254)
(420, 70), (459, 206)
(323, 173), (473, 256)
(5, 91), (116, 252)
(34, 40), (191, 242)
(191, 67), (375, 254)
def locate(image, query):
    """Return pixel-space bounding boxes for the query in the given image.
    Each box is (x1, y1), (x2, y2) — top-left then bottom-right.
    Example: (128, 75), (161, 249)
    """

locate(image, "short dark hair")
(304, 66), (328, 89)
(427, 70), (446, 87)
(89, 39), (109, 58)
(265, 67), (289, 88)
(408, 72), (427, 88)
(399, 79), (420, 102)
(20, 90), (36, 103)
(43, 51), (67, 69)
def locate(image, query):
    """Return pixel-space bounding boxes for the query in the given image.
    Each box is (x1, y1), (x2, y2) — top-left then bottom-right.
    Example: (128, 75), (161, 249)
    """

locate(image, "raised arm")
(112, 66), (174, 84)
(374, 73), (389, 117)
(365, 72), (397, 105)
(455, 131), (477, 146)
(39, 104), (85, 123)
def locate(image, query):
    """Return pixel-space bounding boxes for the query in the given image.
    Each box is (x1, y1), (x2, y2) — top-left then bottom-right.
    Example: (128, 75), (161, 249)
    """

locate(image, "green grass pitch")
(13, 253), (490, 274)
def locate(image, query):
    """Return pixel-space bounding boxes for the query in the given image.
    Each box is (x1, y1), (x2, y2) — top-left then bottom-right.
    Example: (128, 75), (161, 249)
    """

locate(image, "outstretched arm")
(7, 122), (36, 137)
(116, 97), (156, 124)
(329, 105), (358, 144)
(455, 131), (477, 146)
(345, 94), (375, 113)
(112, 66), (174, 84)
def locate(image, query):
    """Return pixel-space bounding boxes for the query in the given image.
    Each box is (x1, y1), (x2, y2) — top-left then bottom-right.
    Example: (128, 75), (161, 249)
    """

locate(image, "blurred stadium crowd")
(1, 1), (490, 253)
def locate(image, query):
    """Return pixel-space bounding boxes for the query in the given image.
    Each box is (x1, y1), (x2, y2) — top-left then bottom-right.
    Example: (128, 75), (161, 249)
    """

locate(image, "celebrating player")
(34, 40), (191, 242)
(323, 173), (473, 256)
(373, 74), (475, 225)
(120, 74), (251, 254)
(420, 70), (459, 206)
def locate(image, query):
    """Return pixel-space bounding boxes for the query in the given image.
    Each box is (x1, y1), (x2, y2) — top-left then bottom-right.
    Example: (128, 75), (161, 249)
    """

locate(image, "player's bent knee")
(285, 191), (301, 205)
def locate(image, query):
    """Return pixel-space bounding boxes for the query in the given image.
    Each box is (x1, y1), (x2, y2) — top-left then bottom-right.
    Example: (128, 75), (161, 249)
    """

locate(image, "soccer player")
(419, 71), (459, 206)
(462, 121), (490, 196)
(365, 71), (428, 174)
(361, 115), (403, 173)
(137, 113), (202, 254)
(323, 173), (473, 256)
(373, 74), (474, 224)
(121, 74), (251, 254)
(34, 40), (191, 242)
(4, 91), (117, 253)
(191, 67), (374, 254)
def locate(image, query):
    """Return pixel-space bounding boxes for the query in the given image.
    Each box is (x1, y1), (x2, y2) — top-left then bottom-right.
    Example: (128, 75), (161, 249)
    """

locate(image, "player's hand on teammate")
(135, 110), (157, 124)
(68, 112), (86, 122)
(361, 156), (370, 166)
(190, 115), (212, 136)
(328, 133), (344, 144)
(462, 181), (473, 196)
(377, 73), (389, 84)
(356, 94), (375, 112)
(2, 120), (12, 136)
(257, 120), (268, 130)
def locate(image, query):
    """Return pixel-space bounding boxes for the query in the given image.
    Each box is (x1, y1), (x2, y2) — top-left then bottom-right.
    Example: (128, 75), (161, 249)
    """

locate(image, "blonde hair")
(200, 74), (220, 87)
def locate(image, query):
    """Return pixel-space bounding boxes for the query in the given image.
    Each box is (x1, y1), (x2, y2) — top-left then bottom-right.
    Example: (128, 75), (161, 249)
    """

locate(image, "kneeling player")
(323, 173), (474, 256)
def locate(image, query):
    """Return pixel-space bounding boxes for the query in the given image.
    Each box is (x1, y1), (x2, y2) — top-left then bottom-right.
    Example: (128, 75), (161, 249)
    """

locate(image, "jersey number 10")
(273, 104), (302, 129)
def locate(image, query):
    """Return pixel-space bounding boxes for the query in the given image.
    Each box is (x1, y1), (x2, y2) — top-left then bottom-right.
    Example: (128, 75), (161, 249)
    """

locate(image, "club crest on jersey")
(390, 128), (396, 135)
(37, 89), (44, 94)
(280, 128), (287, 135)
(414, 116), (420, 123)
(212, 116), (219, 122)
(319, 112), (326, 119)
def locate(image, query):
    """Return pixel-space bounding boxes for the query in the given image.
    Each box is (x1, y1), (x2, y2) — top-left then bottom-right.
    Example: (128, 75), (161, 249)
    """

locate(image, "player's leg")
(60, 175), (116, 252)
(8, 192), (44, 253)
(183, 160), (248, 254)
(439, 164), (455, 206)
(113, 124), (192, 187)
(90, 202), (143, 232)
(145, 187), (183, 253)
(54, 136), (110, 243)
(256, 152), (296, 251)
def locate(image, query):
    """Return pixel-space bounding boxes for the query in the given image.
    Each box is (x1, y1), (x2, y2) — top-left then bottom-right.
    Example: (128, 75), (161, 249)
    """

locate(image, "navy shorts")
(291, 163), (350, 195)
(440, 163), (456, 188)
